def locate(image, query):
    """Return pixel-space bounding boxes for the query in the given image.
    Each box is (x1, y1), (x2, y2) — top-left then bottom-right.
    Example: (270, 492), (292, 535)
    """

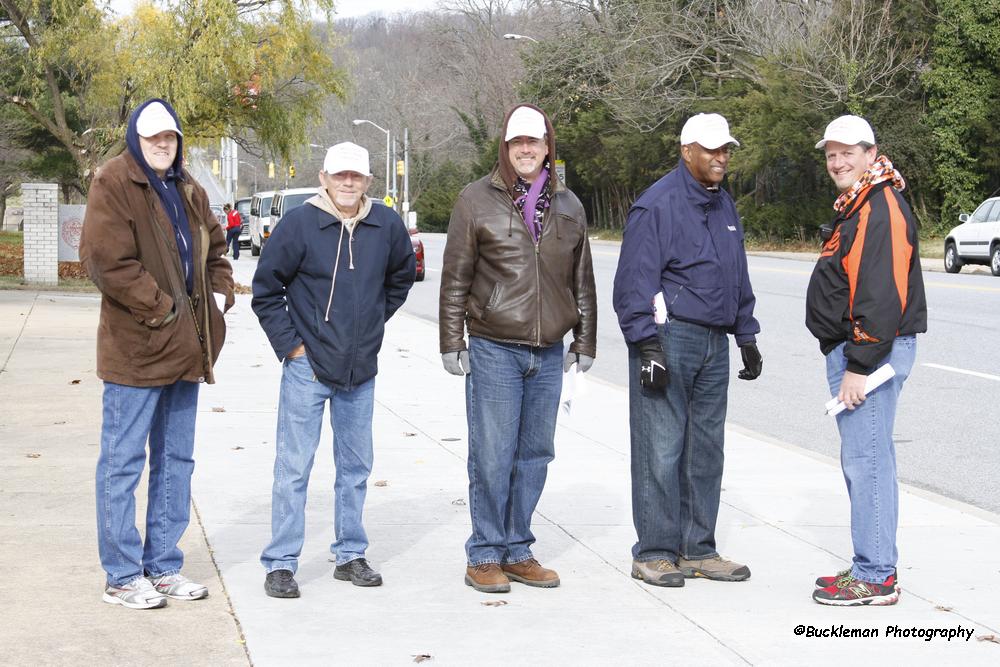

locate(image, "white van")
(268, 187), (317, 235)
(249, 190), (275, 256)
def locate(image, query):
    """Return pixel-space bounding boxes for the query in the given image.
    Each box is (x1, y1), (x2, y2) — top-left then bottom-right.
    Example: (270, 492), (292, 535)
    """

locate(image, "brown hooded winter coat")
(80, 152), (234, 386)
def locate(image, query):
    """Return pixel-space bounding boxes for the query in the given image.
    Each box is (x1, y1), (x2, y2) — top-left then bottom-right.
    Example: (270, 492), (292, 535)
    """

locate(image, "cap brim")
(693, 136), (740, 150)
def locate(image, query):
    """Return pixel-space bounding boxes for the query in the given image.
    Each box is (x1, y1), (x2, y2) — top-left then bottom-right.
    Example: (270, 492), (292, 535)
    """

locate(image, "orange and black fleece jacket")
(806, 180), (927, 374)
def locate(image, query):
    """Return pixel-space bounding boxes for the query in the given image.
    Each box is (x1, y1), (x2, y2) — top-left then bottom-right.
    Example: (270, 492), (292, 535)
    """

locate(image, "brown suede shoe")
(501, 559), (560, 588)
(465, 563), (511, 593)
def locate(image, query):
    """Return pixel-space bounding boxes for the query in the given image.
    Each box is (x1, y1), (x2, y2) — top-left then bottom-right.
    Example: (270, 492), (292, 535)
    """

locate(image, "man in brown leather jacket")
(80, 99), (233, 610)
(439, 103), (597, 593)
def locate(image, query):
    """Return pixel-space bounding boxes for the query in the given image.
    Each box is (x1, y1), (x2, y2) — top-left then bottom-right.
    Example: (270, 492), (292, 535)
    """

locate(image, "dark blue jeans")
(226, 227), (240, 259)
(464, 336), (563, 566)
(628, 320), (729, 563)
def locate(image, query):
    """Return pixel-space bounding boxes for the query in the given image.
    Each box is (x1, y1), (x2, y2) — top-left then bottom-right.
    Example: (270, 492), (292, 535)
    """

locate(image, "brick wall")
(22, 183), (59, 285)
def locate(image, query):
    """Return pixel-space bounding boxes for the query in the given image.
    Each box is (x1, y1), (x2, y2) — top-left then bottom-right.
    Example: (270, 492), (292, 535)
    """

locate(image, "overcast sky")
(107, 0), (442, 19)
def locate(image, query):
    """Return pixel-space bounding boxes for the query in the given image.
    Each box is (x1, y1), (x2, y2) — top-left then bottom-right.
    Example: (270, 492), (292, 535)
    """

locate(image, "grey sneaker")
(631, 559), (685, 587)
(103, 577), (167, 609)
(677, 556), (750, 581)
(150, 573), (208, 600)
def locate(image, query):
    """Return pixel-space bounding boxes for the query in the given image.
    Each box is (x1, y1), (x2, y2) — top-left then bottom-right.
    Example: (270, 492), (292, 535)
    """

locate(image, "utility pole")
(403, 127), (409, 216)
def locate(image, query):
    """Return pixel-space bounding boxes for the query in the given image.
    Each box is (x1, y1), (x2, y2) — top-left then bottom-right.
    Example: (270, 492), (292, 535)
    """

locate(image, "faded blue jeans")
(826, 335), (916, 584)
(260, 355), (375, 573)
(628, 320), (730, 563)
(96, 380), (199, 587)
(465, 336), (563, 566)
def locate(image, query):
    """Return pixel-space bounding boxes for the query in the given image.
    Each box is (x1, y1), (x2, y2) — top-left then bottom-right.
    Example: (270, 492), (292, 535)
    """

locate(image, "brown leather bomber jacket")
(439, 168), (597, 357)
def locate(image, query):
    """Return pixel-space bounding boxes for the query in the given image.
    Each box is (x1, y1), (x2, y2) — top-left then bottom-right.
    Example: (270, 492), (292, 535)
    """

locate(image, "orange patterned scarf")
(833, 155), (906, 213)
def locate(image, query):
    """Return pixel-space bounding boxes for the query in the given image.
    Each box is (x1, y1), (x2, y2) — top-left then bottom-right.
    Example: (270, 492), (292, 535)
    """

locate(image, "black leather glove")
(636, 336), (668, 390)
(738, 342), (762, 380)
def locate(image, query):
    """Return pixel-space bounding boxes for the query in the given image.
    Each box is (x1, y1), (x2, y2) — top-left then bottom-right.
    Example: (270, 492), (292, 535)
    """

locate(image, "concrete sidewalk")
(3, 288), (999, 665)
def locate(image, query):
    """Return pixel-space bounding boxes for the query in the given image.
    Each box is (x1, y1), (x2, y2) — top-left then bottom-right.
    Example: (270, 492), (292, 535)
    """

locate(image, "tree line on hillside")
(2, 0), (998, 241)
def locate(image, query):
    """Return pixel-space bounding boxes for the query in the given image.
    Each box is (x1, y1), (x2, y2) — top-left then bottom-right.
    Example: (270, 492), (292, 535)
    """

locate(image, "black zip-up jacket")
(806, 180), (927, 374)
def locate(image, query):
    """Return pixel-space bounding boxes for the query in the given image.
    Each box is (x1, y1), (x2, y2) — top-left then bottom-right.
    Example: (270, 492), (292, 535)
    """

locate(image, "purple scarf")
(513, 167), (550, 242)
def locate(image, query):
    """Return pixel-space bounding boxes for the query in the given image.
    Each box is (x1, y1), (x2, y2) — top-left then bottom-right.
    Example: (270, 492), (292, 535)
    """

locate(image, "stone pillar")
(21, 183), (59, 285)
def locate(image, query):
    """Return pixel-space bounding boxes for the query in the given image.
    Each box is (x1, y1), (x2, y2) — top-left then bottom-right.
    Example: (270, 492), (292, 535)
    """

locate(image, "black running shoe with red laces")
(812, 573), (899, 606)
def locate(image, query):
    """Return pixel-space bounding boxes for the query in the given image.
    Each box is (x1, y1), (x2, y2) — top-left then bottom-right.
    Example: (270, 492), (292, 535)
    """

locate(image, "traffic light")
(268, 162), (275, 179)
(289, 165), (296, 178)
(212, 159), (220, 176)
(396, 160), (405, 176)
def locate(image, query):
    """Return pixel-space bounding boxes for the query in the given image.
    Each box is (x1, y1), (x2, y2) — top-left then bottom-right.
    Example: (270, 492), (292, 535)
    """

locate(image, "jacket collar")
(489, 164), (567, 196)
(315, 194), (383, 229)
(677, 159), (720, 208)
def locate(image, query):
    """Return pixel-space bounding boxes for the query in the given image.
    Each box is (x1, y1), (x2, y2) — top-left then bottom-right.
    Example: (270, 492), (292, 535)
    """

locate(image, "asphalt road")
(396, 232), (1000, 514)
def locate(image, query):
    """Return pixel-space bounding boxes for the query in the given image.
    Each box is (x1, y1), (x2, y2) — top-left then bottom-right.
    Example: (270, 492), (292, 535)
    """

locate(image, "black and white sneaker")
(334, 558), (382, 587)
(264, 569), (300, 598)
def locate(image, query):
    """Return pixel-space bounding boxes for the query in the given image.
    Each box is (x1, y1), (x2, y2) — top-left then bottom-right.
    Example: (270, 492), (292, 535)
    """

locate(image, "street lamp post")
(352, 119), (391, 202)
(502, 33), (539, 43)
(238, 160), (258, 194)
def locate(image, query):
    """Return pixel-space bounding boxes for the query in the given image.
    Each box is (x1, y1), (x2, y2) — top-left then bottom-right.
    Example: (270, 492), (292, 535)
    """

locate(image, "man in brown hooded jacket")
(439, 103), (597, 593)
(80, 98), (233, 609)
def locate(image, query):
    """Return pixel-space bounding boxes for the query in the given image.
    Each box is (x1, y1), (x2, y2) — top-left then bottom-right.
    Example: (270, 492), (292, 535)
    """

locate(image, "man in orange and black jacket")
(806, 115), (927, 607)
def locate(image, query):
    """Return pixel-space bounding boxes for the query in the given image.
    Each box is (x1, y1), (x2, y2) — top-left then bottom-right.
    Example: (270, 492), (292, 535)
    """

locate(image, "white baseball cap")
(136, 102), (182, 138)
(680, 113), (739, 149)
(815, 115), (875, 149)
(504, 106), (547, 142)
(323, 142), (372, 176)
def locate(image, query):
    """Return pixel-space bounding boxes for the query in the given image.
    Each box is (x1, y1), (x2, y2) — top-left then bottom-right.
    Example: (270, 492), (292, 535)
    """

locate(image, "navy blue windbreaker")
(613, 160), (759, 345)
(251, 197), (415, 390)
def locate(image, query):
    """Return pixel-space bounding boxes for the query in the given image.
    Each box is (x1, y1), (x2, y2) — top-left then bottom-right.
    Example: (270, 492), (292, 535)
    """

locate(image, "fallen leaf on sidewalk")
(935, 605), (953, 612)
(403, 432), (416, 437)
(53, 421), (66, 425)
(442, 437), (461, 442)
(69, 379), (80, 385)
(451, 498), (466, 506)
(234, 282), (252, 294)
(397, 347), (409, 353)
(374, 480), (388, 487)
(232, 446), (245, 451)
(978, 635), (1000, 644)
(212, 407), (226, 412)
(412, 655), (432, 663)
(26, 453), (41, 458)
(251, 364), (262, 368)
(481, 600), (507, 607)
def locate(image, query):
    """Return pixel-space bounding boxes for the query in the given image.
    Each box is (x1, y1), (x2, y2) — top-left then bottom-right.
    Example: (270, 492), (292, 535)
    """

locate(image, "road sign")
(383, 195), (394, 207)
(555, 159), (566, 184)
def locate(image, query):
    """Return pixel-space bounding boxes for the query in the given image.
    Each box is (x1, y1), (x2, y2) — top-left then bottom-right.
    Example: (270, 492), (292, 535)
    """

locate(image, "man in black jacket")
(252, 141), (414, 598)
(807, 115), (927, 606)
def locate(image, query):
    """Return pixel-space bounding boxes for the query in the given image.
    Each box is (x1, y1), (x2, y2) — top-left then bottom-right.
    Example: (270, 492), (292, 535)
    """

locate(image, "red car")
(411, 229), (425, 282)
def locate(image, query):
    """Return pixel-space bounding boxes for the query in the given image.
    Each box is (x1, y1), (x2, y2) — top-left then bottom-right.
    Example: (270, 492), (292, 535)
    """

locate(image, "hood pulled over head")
(126, 98), (185, 180)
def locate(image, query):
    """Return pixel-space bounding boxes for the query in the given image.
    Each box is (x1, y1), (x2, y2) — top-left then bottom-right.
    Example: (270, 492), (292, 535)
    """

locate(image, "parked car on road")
(268, 187), (316, 237)
(235, 197), (252, 248)
(944, 196), (1000, 276)
(249, 190), (275, 256)
(209, 204), (226, 228)
(411, 229), (425, 282)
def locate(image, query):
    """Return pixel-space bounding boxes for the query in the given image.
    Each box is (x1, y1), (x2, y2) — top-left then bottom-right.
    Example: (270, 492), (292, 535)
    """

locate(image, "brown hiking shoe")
(465, 563), (511, 593)
(501, 559), (560, 588)
(631, 559), (684, 587)
(677, 556), (751, 582)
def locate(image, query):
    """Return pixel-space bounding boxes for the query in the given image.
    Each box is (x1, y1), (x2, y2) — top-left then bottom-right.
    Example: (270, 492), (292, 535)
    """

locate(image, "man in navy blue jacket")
(252, 142), (415, 598)
(613, 113), (762, 588)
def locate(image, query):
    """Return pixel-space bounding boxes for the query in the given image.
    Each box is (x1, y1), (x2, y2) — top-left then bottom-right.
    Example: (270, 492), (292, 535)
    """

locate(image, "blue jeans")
(465, 336), (563, 566)
(628, 320), (730, 563)
(96, 380), (199, 586)
(226, 227), (240, 259)
(826, 335), (916, 584)
(260, 355), (375, 573)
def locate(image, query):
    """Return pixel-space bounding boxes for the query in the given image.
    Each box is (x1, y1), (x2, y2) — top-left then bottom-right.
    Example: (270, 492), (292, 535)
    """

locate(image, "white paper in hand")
(653, 291), (667, 325)
(825, 364), (895, 416)
(213, 292), (226, 313)
(558, 363), (590, 419)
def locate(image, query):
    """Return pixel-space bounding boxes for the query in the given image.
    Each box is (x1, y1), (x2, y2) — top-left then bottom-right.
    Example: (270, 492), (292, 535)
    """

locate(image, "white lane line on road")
(923, 363), (1000, 382)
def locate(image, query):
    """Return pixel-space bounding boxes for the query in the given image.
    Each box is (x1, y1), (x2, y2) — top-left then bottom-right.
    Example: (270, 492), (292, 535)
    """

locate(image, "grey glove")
(563, 351), (594, 373)
(442, 350), (471, 376)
